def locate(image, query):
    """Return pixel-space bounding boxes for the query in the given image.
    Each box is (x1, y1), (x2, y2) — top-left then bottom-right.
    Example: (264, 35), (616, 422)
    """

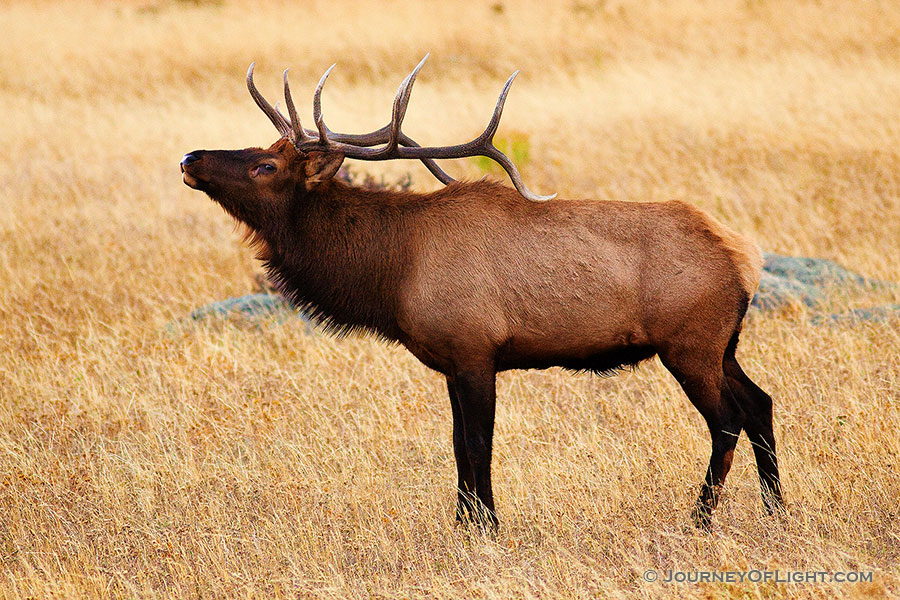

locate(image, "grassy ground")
(2, 0), (899, 597)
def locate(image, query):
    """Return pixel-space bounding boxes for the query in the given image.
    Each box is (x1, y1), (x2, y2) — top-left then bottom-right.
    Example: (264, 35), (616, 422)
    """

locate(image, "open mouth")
(182, 170), (204, 189)
(181, 163), (207, 190)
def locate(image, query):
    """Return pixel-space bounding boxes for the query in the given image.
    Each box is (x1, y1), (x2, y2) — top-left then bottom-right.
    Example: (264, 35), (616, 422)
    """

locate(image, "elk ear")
(304, 151), (345, 188)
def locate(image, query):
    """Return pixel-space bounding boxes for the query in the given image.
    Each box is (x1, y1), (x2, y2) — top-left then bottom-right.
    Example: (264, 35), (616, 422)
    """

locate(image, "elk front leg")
(447, 365), (498, 530)
(446, 376), (476, 522)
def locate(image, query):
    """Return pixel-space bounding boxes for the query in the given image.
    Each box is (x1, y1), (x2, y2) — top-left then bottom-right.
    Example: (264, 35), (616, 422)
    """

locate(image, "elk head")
(181, 140), (343, 231)
(181, 55), (555, 223)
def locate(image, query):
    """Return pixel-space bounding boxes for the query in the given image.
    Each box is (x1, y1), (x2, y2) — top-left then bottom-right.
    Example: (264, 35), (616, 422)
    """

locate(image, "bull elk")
(180, 56), (784, 529)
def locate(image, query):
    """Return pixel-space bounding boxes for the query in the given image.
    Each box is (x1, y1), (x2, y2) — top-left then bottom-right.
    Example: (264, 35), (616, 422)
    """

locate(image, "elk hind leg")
(662, 351), (744, 529)
(723, 352), (784, 515)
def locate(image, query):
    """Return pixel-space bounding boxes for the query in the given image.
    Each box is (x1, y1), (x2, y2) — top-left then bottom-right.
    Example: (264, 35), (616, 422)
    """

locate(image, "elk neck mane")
(246, 178), (476, 340)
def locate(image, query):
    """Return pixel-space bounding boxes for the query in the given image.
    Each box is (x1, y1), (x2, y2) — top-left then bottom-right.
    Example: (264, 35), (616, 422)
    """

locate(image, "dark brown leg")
(661, 351), (742, 529)
(693, 380), (744, 529)
(447, 365), (498, 530)
(446, 375), (476, 523)
(723, 356), (784, 515)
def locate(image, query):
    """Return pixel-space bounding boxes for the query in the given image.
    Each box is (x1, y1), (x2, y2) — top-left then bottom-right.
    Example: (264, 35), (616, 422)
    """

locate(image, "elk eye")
(251, 163), (278, 177)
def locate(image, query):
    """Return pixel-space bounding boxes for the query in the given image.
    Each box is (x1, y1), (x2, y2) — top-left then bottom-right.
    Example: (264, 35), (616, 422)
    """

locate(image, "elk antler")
(246, 55), (555, 202)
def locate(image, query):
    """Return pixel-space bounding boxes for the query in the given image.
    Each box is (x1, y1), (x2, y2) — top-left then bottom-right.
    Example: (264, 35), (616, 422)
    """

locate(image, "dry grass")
(2, 0), (900, 597)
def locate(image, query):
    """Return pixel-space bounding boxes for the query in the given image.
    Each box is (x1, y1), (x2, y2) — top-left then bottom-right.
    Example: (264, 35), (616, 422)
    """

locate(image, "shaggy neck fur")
(254, 180), (416, 340)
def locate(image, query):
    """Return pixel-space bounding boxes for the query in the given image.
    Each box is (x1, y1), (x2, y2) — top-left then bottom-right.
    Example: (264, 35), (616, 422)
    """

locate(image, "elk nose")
(181, 152), (202, 169)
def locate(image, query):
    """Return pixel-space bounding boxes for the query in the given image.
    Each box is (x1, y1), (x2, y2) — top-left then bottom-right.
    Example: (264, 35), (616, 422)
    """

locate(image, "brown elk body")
(180, 60), (783, 529)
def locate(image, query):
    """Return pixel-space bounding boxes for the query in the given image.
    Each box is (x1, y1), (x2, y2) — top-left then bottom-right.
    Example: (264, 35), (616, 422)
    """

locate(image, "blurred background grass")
(1, 0), (898, 598)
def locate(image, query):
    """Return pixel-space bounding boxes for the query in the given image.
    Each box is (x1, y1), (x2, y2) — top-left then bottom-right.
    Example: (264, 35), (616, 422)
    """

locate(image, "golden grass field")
(2, 0), (900, 597)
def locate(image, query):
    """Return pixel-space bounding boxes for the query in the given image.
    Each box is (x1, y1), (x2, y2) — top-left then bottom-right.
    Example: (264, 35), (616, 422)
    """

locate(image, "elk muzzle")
(181, 152), (206, 189)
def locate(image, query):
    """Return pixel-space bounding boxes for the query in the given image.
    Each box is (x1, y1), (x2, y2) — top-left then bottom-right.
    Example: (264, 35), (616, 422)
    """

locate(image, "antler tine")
(312, 64), (337, 145)
(360, 54), (428, 158)
(273, 102), (311, 142)
(387, 54), (428, 151)
(283, 69), (314, 145)
(472, 71), (556, 202)
(481, 71), (518, 143)
(247, 63), (292, 139)
(484, 144), (556, 202)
